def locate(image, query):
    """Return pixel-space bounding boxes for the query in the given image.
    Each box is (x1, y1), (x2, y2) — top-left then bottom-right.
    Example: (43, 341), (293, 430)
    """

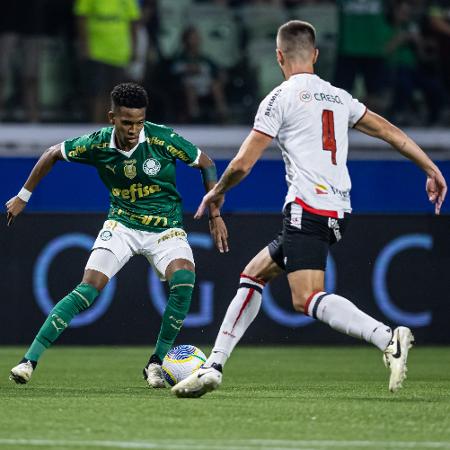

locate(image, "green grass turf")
(0, 346), (449, 450)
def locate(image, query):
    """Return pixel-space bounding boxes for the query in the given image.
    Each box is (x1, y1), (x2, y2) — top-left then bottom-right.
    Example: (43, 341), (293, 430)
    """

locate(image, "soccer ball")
(162, 345), (206, 386)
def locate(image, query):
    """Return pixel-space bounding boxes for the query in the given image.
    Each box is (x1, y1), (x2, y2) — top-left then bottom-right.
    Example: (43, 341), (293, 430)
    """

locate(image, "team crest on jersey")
(299, 90), (312, 102)
(123, 159), (137, 179)
(143, 158), (161, 176)
(100, 230), (112, 241)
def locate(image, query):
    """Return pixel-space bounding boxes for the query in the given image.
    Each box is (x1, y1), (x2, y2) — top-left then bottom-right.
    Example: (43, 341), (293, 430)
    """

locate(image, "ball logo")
(100, 230), (112, 241)
(299, 91), (312, 102)
(143, 158), (161, 176)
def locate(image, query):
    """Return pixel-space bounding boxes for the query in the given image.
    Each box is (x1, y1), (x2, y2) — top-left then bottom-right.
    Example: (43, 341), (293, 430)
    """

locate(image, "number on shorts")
(322, 109), (337, 165)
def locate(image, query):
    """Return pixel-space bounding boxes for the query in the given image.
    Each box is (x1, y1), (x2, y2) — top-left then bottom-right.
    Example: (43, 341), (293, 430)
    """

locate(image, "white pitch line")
(0, 439), (449, 450)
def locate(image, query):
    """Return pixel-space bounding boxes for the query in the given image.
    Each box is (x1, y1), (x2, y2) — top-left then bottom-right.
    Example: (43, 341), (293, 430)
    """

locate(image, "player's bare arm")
(355, 110), (447, 214)
(193, 151), (229, 253)
(5, 144), (64, 226)
(195, 130), (272, 219)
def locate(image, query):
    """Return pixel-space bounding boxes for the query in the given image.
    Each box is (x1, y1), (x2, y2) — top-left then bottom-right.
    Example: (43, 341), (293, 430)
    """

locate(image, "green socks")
(24, 271), (194, 364)
(25, 283), (99, 362)
(154, 269), (195, 361)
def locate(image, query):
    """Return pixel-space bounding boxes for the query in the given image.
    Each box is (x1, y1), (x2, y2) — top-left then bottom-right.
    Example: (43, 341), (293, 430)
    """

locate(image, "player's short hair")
(111, 83), (148, 109)
(277, 20), (316, 59)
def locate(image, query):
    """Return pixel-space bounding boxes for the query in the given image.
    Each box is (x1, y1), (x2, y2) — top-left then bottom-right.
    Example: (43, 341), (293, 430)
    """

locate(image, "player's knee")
(82, 269), (109, 292)
(169, 269), (196, 311)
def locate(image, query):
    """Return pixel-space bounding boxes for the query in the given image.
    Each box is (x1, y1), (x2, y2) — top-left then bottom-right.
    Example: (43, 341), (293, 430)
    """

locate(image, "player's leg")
(206, 246), (282, 368)
(284, 205), (413, 392)
(289, 270), (414, 392)
(10, 252), (121, 384)
(142, 229), (196, 387)
(172, 245), (283, 398)
(288, 270), (394, 350)
(10, 220), (131, 384)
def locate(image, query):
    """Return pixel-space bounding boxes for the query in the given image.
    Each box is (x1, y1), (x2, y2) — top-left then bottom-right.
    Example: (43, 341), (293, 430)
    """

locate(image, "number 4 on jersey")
(322, 109), (337, 165)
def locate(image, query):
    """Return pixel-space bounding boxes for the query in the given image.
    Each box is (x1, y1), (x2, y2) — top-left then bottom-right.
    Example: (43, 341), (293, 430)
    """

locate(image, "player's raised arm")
(194, 151), (229, 253)
(5, 144), (64, 226)
(194, 130), (273, 219)
(354, 110), (447, 214)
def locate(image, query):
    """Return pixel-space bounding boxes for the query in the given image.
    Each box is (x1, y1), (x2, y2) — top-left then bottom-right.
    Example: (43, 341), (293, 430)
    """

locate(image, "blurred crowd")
(0, 0), (449, 126)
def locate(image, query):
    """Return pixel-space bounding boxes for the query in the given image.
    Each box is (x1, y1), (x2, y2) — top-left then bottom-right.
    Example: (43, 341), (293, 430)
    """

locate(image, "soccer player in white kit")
(172, 20), (447, 397)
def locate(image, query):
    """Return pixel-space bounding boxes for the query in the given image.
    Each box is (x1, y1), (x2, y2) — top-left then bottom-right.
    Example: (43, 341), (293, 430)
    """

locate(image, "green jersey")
(338, 0), (390, 57)
(62, 122), (201, 232)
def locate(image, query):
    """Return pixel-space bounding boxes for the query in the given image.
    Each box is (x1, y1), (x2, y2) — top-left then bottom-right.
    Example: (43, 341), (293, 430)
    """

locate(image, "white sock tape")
(17, 187), (32, 202)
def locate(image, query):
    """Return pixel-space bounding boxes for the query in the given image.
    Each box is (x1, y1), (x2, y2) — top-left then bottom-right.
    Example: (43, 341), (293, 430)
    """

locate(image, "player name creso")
(313, 92), (343, 104)
(111, 183), (161, 202)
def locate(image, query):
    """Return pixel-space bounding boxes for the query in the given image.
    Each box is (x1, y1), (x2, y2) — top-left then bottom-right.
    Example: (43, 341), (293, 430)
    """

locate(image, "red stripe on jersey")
(295, 197), (339, 218)
(240, 273), (266, 286)
(252, 128), (274, 139)
(304, 290), (321, 316)
(231, 288), (255, 333)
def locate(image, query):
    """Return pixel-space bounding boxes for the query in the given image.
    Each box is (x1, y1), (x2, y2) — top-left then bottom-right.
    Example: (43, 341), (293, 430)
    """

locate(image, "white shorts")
(85, 220), (194, 280)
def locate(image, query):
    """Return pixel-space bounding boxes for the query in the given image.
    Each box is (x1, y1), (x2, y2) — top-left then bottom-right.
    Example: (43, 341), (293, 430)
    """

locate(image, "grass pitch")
(0, 346), (449, 450)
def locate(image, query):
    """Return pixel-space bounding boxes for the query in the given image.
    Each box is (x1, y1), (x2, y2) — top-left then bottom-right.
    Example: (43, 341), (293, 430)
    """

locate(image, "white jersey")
(253, 73), (366, 218)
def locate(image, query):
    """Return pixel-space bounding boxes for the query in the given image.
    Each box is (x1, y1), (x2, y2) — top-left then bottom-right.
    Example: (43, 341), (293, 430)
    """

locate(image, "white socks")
(305, 292), (392, 351)
(207, 282), (392, 368)
(206, 274), (264, 367)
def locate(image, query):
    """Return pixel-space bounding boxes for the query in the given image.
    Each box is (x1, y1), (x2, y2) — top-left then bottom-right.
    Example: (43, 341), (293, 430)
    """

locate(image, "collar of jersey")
(109, 127), (146, 157)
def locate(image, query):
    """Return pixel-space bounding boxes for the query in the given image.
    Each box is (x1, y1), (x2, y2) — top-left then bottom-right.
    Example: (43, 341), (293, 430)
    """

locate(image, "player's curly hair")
(111, 83), (149, 109)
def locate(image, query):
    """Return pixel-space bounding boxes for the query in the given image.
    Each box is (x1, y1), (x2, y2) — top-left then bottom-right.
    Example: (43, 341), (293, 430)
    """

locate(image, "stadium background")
(1, 0), (449, 347)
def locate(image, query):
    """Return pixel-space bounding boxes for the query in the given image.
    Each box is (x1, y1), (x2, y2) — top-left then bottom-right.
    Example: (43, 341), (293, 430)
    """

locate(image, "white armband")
(17, 187), (32, 202)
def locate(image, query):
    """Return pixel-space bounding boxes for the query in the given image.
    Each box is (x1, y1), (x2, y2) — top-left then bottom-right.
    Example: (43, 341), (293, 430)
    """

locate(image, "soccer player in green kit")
(5, 83), (229, 388)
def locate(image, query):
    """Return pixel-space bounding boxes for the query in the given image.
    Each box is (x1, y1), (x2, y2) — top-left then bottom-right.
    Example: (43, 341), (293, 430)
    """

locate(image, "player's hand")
(209, 216), (229, 253)
(194, 190), (225, 219)
(426, 171), (447, 215)
(5, 196), (27, 226)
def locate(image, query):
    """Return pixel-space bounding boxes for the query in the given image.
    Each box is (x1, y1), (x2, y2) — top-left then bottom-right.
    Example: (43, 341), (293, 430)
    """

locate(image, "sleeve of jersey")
(348, 96), (367, 128)
(165, 131), (201, 166)
(61, 133), (96, 166)
(253, 88), (283, 138)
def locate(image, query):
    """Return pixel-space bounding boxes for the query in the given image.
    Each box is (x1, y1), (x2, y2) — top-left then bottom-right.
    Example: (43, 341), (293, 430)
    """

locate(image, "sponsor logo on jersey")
(313, 92), (343, 105)
(315, 184), (328, 195)
(158, 229), (187, 244)
(299, 90), (312, 102)
(100, 230), (112, 241)
(166, 145), (190, 162)
(146, 136), (165, 146)
(68, 145), (87, 158)
(143, 158), (161, 176)
(330, 185), (350, 199)
(92, 142), (109, 149)
(111, 183), (161, 202)
(264, 88), (282, 116)
(123, 159), (137, 179)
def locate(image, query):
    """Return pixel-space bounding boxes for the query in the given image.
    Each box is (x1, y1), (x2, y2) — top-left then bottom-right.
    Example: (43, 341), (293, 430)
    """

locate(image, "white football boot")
(10, 360), (34, 384)
(172, 363), (223, 398)
(143, 363), (166, 388)
(383, 326), (415, 392)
